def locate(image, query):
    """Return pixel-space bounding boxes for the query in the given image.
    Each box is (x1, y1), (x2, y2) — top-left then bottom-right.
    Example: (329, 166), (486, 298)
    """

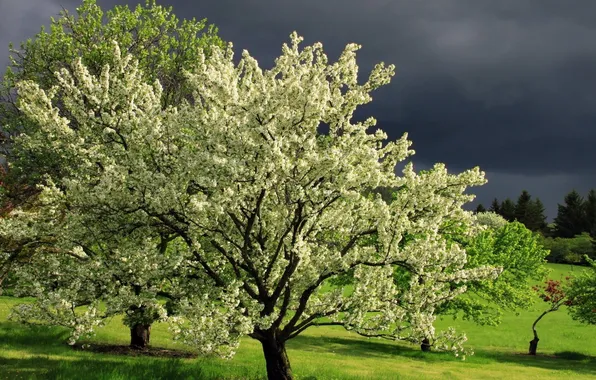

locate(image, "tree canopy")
(440, 213), (548, 326)
(5, 33), (499, 379)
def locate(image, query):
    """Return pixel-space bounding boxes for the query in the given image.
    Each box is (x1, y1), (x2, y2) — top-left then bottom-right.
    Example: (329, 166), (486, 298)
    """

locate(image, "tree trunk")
(528, 336), (539, 355)
(529, 310), (548, 355)
(260, 336), (292, 380)
(421, 338), (432, 352)
(130, 323), (151, 349)
(528, 327), (539, 355)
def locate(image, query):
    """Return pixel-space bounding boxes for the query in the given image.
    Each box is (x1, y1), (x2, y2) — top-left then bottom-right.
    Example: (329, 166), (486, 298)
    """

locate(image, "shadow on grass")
(3, 319), (596, 379)
(0, 321), (72, 355)
(290, 334), (596, 376)
(478, 349), (596, 376)
(0, 356), (211, 380)
(554, 351), (595, 361)
(290, 334), (453, 362)
(0, 321), (265, 380)
(0, 355), (266, 380)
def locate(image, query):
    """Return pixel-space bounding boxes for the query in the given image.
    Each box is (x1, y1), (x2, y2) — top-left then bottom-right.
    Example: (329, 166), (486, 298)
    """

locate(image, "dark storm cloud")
(3, 0), (596, 218)
(0, 0), (82, 67)
(135, 0), (596, 175)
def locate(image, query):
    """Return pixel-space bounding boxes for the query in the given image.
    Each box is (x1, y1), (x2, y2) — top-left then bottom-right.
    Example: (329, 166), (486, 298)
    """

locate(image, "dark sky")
(2, 0), (596, 220)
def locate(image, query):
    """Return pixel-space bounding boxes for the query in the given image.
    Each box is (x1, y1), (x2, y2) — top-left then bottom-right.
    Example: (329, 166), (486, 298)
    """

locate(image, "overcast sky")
(2, 0), (596, 220)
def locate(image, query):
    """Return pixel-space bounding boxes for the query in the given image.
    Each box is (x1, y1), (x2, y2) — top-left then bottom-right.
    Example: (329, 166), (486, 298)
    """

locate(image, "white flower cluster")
(475, 211), (507, 230)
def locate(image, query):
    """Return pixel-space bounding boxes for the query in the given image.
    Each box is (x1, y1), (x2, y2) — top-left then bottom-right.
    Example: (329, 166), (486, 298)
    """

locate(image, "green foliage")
(528, 278), (573, 354)
(442, 221), (549, 325)
(540, 233), (594, 264)
(566, 257), (596, 325)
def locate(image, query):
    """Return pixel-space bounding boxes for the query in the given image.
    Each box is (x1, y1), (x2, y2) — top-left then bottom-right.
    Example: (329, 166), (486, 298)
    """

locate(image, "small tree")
(12, 34), (499, 379)
(529, 279), (571, 355)
(475, 211), (507, 229)
(566, 257), (596, 325)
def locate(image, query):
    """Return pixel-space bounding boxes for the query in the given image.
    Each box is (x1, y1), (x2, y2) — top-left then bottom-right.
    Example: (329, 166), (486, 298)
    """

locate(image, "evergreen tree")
(526, 198), (547, 232)
(489, 198), (501, 214)
(500, 198), (516, 222)
(515, 190), (532, 225)
(554, 190), (587, 238)
(583, 190), (596, 254)
(475, 203), (486, 214)
(584, 189), (596, 236)
(534, 198), (547, 229)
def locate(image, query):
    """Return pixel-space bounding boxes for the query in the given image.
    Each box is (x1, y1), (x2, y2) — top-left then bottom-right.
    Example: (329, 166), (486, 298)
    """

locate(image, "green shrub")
(540, 233), (594, 264)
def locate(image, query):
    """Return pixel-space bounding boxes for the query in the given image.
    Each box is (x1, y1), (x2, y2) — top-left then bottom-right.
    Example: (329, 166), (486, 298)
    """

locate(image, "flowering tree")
(566, 257), (596, 325)
(12, 34), (499, 379)
(0, 0), (223, 348)
(529, 279), (571, 355)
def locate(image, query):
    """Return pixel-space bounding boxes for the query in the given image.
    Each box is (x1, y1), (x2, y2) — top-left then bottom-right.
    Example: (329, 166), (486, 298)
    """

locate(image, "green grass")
(2, 263), (596, 379)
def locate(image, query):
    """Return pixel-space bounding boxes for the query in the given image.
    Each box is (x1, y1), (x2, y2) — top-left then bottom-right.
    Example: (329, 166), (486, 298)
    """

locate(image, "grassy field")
(1, 263), (596, 379)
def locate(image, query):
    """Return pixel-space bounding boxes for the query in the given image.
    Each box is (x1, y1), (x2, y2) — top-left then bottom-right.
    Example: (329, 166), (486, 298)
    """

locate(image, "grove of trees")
(480, 191), (546, 233)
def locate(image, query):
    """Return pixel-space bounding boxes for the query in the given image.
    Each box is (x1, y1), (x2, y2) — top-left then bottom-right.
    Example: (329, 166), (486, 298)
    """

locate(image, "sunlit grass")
(1, 263), (596, 379)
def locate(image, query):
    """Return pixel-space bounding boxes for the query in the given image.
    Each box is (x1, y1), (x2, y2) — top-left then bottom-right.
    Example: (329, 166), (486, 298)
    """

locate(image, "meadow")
(1, 263), (595, 380)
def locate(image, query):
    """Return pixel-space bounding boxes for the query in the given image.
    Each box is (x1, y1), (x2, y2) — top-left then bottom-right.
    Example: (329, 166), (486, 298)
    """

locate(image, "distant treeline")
(476, 189), (596, 264)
